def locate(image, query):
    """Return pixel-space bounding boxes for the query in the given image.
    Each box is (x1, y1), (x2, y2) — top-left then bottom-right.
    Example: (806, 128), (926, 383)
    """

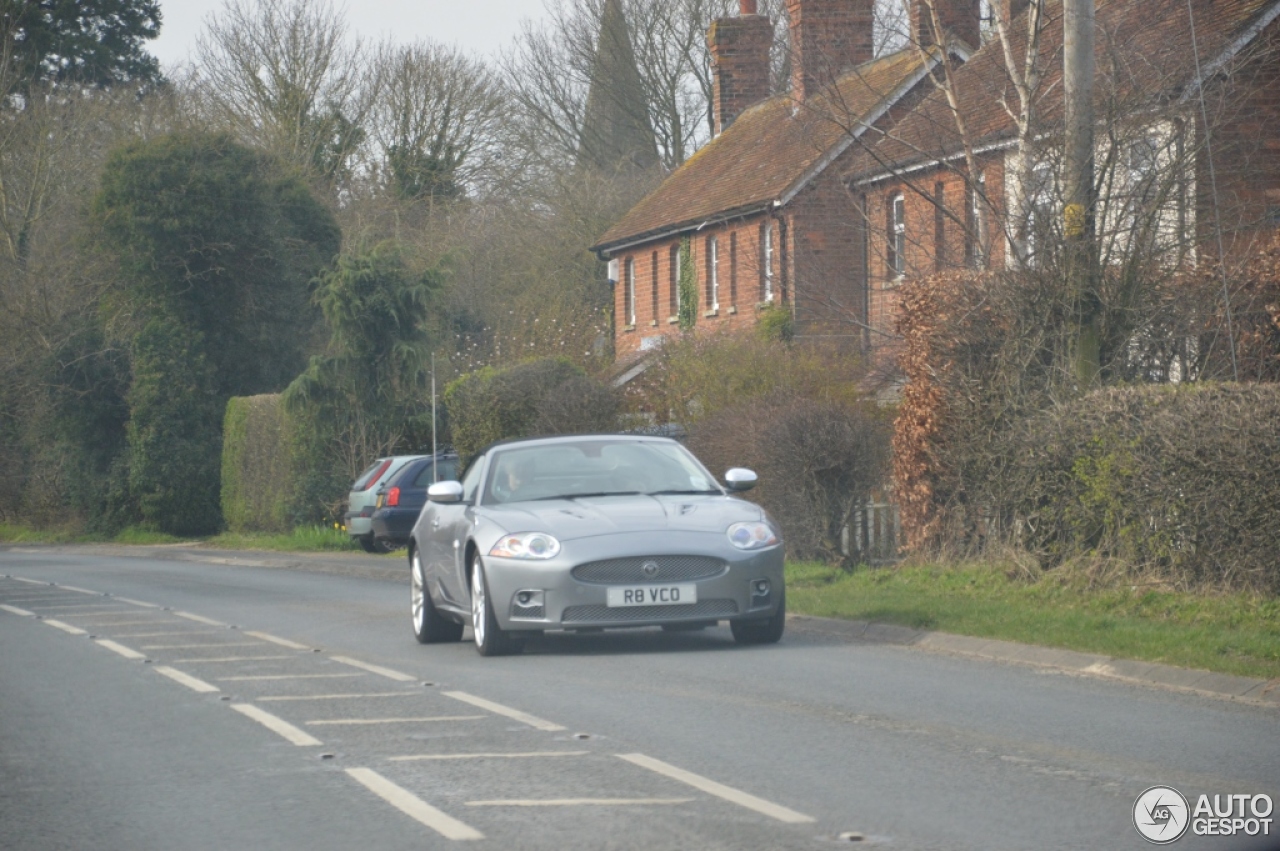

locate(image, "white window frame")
(708, 236), (720, 311)
(890, 193), (906, 278)
(625, 257), (636, 327)
(763, 224), (775, 302)
(969, 173), (987, 269)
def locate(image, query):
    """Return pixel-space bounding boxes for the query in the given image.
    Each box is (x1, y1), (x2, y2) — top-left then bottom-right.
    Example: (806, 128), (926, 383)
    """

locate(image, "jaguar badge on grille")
(641, 560), (660, 578)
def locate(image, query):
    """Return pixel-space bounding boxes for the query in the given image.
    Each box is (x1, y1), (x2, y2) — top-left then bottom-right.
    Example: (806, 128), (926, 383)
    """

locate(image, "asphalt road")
(1, 546), (1276, 851)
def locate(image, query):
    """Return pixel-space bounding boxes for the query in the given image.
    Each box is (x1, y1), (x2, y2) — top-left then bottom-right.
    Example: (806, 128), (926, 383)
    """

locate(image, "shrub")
(444, 357), (618, 459)
(221, 395), (295, 534)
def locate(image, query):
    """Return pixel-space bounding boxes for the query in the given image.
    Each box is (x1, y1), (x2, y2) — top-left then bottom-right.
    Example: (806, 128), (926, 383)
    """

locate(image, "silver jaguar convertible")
(407, 434), (786, 656)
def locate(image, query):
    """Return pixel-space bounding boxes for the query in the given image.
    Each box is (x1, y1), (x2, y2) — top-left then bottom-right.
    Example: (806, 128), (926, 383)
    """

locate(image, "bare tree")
(191, 0), (375, 186)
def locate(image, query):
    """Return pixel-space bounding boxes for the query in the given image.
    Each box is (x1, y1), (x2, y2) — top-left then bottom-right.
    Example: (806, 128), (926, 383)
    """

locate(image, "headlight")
(727, 521), (778, 550)
(489, 532), (561, 560)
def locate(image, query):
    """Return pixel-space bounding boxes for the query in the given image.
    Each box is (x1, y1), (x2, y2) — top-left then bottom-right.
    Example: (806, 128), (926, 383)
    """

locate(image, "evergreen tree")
(577, 0), (659, 173)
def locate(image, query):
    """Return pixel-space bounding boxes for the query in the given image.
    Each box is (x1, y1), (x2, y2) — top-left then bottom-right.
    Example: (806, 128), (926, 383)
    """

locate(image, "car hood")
(477, 494), (763, 542)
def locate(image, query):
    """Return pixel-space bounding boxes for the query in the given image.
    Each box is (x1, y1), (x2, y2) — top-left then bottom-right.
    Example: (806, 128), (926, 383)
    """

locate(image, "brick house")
(591, 0), (976, 362)
(846, 0), (1280, 348)
(595, 0), (1280, 368)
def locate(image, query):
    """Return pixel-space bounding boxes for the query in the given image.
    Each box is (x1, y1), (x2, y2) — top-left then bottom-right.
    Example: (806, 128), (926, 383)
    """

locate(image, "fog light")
(517, 591), (533, 605)
(511, 589), (545, 619)
(753, 579), (771, 596)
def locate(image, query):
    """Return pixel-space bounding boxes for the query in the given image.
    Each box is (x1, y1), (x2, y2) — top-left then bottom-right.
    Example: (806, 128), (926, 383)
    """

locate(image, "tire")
(470, 556), (524, 657)
(373, 536), (400, 553)
(358, 533), (378, 553)
(411, 548), (463, 644)
(730, 588), (786, 645)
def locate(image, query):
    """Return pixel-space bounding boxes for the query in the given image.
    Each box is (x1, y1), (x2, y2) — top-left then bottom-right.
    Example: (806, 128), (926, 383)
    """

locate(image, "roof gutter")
(592, 201), (774, 259)
(1180, 0), (1280, 103)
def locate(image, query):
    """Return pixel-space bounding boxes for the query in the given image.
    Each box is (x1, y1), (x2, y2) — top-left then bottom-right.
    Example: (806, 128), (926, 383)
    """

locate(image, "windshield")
(483, 439), (721, 505)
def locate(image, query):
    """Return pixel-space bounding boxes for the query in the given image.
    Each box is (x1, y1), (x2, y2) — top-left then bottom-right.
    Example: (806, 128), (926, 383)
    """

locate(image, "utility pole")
(1063, 0), (1099, 388)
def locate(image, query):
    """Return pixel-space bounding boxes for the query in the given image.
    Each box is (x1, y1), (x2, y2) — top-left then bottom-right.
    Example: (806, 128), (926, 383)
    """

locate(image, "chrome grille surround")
(561, 599), (738, 623)
(570, 555), (727, 585)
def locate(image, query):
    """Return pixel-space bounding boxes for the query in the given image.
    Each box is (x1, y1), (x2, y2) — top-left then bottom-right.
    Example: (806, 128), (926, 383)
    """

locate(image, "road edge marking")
(154, 666), (220, 693)
(174, 611), (229, 626)
(229, 703), (323, 746)
(0, 604), (34, 616)
(616, 752), (815, 824)
(330, 655), (416, 682)
(345, 767), (484, 841)
(244, 630), (311, 650)
(95, 639), (147, 660)
(43, 619), (88, 635)
(441, 691), (566, 732)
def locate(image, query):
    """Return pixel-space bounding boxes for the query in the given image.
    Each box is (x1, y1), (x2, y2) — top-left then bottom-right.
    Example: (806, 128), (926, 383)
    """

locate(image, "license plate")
(606, 584), (697, 607)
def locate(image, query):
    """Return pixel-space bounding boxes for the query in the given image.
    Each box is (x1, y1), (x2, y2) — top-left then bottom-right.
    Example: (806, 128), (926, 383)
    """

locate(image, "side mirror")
(427, 481), (464, 504)
(724, 468), (758, 492)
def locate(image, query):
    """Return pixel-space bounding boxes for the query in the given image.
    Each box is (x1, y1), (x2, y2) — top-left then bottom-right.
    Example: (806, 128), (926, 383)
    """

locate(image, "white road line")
(616, 753), (815, 824)
(229, 704), (323, 746)
(345, 768), (483, 841)
(243, 631), (311, 650)
(259, 692), (417, 702)
(308, 716), (484, 727)
(441, 691), (566, 732)
(171, 655), (295, 663)
(141, 642), (264, 650)
(57, 585), (100, 595)
(330, 656), (417, 682)
(173, 611), (229, 626)
(115, 597), (160, 608)
(154, 666), (220, 693)
(465, 798), (694, 807)
(114, 630), (221, 638)
(389, 751), (589, 762)
(63, 620), (170, 627)
(0, 604), (34, 616)
(10, 577), (47, 585)
(43, 619), (87, 635)
(95, 639), (147, 660)
(218, 674), (361, 682)
(27, 604), (130, 611)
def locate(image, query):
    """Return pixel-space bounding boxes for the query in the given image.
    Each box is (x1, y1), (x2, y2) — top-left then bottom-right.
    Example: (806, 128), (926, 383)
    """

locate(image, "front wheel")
(411, 548), (463, 644)
(730, 589), (786, 645)
(471, 557), (524, 657)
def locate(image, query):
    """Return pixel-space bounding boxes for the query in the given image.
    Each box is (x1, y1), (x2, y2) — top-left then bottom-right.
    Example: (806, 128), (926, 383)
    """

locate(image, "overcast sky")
(150, 0), (547, 70)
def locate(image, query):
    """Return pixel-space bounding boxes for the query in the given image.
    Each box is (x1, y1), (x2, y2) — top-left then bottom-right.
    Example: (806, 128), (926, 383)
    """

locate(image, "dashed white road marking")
(173, 611), (229, 626)
(218, 673), (361, 682)
(154, 666), (220, 693)
(259, 692), (417, 702)
(57, 585), (100, 595)
(330, 656), (416, 682)
(243, 630), (311, 650)
(441, 691), (566, 732)
(0, 604), (34, 616)
(114, 630), (221, 638)
(465, 798), (694, 807)
(95, 639), (147, 660)
(308, 716), (484, 727)
(229, 704), (323, 746)
(389, 751), (589, 762)
(42, 619), (87, 635)
(64, 620), (172, 628)
(26, 604), (129, 611)
(616, 753), (815, 824)
(171, 655), (294, 663)
(114, 597), (160, 608)
(10, 577), (47, 585)
(345, 768), (483, 841)
(142, 642), (264, 650)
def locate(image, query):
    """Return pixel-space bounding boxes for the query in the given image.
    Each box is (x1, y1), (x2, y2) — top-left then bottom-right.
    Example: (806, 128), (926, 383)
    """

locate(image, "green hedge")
(221, 394), (295, 533)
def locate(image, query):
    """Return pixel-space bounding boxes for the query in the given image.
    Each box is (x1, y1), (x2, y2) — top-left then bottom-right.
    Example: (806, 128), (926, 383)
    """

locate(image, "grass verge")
(787, 560), (1280, 680)
(0, 522), (359, 553)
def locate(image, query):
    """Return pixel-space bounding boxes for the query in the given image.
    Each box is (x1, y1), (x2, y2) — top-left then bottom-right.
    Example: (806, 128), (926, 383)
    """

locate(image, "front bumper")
(480, 530), (784, 632)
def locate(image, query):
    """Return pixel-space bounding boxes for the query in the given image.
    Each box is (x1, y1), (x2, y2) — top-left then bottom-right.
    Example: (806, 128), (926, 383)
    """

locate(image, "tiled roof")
(593, 48), (930, 253)
(845, 0), (1280, 184)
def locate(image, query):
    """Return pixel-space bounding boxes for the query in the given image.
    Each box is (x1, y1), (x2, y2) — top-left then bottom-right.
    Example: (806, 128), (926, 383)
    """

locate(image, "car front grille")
(570, 555), (727, 585)
(561, 599), (738, 623)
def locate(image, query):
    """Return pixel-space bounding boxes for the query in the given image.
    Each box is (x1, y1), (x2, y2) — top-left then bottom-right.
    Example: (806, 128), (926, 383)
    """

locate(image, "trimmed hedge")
(221, 394), (295, 533)
(1000, 383), (1280, 593)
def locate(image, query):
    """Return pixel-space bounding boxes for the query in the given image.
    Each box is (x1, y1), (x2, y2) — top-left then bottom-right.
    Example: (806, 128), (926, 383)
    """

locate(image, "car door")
(424, 455), (485, 610)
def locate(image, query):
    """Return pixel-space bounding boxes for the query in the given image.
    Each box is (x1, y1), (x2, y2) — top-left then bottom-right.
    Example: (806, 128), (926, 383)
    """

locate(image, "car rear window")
(353, 458), (392, 492)
(412, 458), (458, 487)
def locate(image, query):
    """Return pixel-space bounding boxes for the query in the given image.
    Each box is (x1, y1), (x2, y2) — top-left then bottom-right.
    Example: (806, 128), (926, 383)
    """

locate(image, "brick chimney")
(910, 0), (981, 51)
(710, 0), (774, 135)
(786, 0), (875, 103)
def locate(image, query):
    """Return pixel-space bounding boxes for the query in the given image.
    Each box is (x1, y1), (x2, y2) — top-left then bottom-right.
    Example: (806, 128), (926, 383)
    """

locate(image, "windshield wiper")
(529, 491), (642, 501)
(645, 489), (722, 496)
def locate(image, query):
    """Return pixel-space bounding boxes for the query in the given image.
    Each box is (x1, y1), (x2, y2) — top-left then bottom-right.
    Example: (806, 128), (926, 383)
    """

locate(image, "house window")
(1026, 162), (1054, 268)
(729, 232), (738, 307)
(888, 192), (906, 278)
(966, 173), (987, 268)
(625, 257), (636, 327)
(706, 235), (719, 311)
(669, 245), (680, 315)
(762, 223), (775, 301)
(650, 251), (659, 323)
